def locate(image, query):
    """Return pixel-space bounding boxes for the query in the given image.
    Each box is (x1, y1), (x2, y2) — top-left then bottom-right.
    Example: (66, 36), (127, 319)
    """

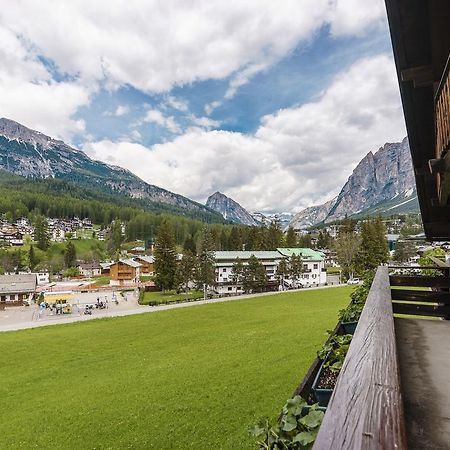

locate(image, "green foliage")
(34, 215), (50, 251)
(174, 250), (196, 292)
(194, 227), (216, 290)
(285, 227), (297, 248)
(243, 255), (267, 293)
(297, 234), (313, 249)
(276, 258), (288, 284)
(318, 334), (352, 373)
(338, 270), (374, 323)
(250, 396), (324, 449)
(63, 241), (77, 268)
(334, 231), (361, 280)
(288, 254), (303, 286)
(154, 220), (177, 291)
(357, 217), (389, 271)
(62, 267), (80, 278)
(28, 244), (38, 270)
(231, 257), (245, 287)
(419, 247), (446, 276)
(107, 221), (124, 256)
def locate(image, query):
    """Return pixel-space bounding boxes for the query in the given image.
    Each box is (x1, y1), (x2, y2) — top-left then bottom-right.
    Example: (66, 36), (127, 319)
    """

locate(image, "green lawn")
(0, 286), (351, 449)
(140, 289), (204, 305)
(93, 275), (111, 286)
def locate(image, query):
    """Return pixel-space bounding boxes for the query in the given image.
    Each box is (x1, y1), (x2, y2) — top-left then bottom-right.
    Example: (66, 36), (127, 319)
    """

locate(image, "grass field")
(140, 289), (204, 305)
(0, 286), (351, 449)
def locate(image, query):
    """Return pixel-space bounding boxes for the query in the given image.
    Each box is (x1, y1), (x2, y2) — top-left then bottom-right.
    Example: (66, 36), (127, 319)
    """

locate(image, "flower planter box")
(341, 321), (358, 335)
(312, 361), (340, 407)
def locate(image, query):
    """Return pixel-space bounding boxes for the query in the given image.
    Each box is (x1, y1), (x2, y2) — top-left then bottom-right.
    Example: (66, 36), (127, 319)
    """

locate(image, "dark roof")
(78, 262), (101, 270)
(385, 0), (450, 240)
(0, 274), (37, 294)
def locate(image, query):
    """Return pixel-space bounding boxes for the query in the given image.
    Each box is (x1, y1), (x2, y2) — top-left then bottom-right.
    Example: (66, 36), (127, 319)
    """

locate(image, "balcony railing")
(435, 53), (450, 158)
(310, 263), (450, 448)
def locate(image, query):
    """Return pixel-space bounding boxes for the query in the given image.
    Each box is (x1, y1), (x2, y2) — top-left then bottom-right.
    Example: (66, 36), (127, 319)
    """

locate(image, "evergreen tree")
(285, 227), (297, 247)
(183, 235), (197, 254)
(242, 255), (267, 293)
(317, 230), (332, 249)
(194, 227), (216, 290)
(107, 221), (124, 256)
(297, 234), (313, 248)
(34, 215), (50, 250)
(266, 221), (283, 250)
(231, 258), (244, 292)
(64, 241), (77, 268)
(288, 254), (303, 288)
(276, 258), (288, 288)
(358, 217), (389, 271)
(229, 227), (242, 250)
(28, 244), (38, 270)
(154, 220), (177, 291)
(174, 251), (196, 293)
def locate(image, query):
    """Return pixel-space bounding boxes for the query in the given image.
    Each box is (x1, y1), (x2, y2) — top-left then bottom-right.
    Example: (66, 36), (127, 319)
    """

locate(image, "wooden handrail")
(313, 266), (407, 449)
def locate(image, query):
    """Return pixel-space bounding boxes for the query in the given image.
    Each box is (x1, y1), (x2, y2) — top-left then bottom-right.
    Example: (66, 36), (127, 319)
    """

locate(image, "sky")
(0, 0), (407, 214)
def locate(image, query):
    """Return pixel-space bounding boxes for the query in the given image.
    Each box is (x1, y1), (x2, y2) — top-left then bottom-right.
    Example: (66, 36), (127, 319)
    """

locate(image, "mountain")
(251, 211), (293, 230)
(289, 137), (419, 229)
(206, 191), (259, 226)
(0, 118), (221, 221)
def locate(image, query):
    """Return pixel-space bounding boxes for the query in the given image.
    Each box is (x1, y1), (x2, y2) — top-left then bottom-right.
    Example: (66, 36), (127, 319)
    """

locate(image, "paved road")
(0, 284), (348, 333)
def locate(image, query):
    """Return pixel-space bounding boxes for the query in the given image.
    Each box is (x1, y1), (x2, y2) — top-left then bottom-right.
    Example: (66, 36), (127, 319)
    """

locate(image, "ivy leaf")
(299, 410), (324, 429)
(293, 429), (318, 445)
(282, 414), (298, 432)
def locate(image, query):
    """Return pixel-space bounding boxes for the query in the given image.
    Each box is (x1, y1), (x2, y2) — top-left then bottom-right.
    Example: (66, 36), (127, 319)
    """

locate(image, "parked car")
(347, 278), (360, 285)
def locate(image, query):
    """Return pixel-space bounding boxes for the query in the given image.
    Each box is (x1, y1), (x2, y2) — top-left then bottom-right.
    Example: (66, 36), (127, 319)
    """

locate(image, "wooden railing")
(435, 54), (450, 157)
(313, 266), (407, 449)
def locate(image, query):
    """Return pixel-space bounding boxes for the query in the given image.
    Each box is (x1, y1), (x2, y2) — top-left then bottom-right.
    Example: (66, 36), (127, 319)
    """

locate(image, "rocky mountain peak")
(206, 191), (259, 226)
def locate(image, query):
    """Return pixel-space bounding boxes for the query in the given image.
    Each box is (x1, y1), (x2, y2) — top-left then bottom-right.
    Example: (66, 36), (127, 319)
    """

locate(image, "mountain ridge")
(0, 118), (221, 221)
(289, 137), (419, 229)
(206, 191), (259, 226)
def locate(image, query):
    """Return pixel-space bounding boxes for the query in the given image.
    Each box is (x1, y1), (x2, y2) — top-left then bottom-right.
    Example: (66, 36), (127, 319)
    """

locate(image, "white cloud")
(165, 96), (189, 112)
(84, 54), (406, 213)
(114, 105), (129, 116)
(0, 27), (91, 141)
(143, 109), (181, 134)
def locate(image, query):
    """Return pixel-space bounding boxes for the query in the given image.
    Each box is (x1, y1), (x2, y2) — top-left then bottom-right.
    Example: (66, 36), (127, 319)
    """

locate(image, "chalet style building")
(109, 259), (142, 286)
(310, 2), (450, 448)
(133, 255), (155, 275)
(77, 262), (102, 278)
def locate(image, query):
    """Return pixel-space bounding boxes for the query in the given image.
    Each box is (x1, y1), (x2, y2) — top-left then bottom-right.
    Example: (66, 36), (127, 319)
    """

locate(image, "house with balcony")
(133, 255), (155, 275)
(109, 259), (142, 286)
(0, 274), (37, 307)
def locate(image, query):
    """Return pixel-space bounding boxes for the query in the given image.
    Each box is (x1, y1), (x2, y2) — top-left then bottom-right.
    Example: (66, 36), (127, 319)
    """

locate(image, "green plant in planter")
(318, 334), (352, 373)
(250, 396), (324, 449)
(338, 302), (364, 323)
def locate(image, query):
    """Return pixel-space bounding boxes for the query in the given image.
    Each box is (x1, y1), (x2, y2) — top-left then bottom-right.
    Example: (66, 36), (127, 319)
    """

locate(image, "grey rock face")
(0, 118), (214, 214)
(206, 191), (259, 226)
(289, 137), (417, 229)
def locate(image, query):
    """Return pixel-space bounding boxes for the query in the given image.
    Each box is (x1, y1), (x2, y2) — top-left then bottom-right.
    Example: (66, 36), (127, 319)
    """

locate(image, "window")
(222, 268), (227, 272)
(267, 270), (274, 274)
(303, 264), (308, 271)
(313, 263), (318, 270)
(228, 287), (232, 291)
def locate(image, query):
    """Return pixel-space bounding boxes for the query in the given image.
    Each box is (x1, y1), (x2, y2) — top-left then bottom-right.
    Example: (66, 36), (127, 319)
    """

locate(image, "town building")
(109, 259), (142, 286)
(277, 248), (327, 287)
(0, 274), (37, 306)
(213, 248), (327, 294)
(77, 262), (102, 278)
(133, 255), (155, 275)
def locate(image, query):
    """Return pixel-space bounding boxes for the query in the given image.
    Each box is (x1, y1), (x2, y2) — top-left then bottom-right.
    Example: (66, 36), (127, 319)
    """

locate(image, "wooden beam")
(391, 288), (450, 304)
(401, 65), (434, 87)
(393, 302), (450, 317)
(390, 275), (450, 288)
(314, 266), (407, 449)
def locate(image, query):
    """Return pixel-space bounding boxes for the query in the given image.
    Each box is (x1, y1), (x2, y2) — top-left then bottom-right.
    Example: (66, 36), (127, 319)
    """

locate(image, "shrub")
(250, 396), (324, 449)
(318, 334), (352, 373)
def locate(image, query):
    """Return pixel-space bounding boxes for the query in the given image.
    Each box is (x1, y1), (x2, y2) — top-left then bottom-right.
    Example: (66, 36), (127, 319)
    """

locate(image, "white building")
(212, 248), (327, 294)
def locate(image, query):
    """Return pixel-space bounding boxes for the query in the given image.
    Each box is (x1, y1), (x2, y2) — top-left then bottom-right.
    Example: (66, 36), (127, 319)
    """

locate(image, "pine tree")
(194, 227), (216, 291)
(154, 220), (177, 291)
(358, 217), (389, 271)
(229, 227), (242, 250)
(34, 215), (50, 251)
(335, 231), (361, 280)
(285, 227), (297, 248)
(183, 235), (197, 254)
(242, 255), (267, 293)
(276, 258), (288, 288)
(298, 234), (313, 248)
(288, 254), (303, 288)
(231, 258), (244, 292)
(107, 221), (123, 256)
(64, 241), (77, 268)
(28, 244), (38, 270)
(174, 251), (196, 293)
(266, 221), (283, 250)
